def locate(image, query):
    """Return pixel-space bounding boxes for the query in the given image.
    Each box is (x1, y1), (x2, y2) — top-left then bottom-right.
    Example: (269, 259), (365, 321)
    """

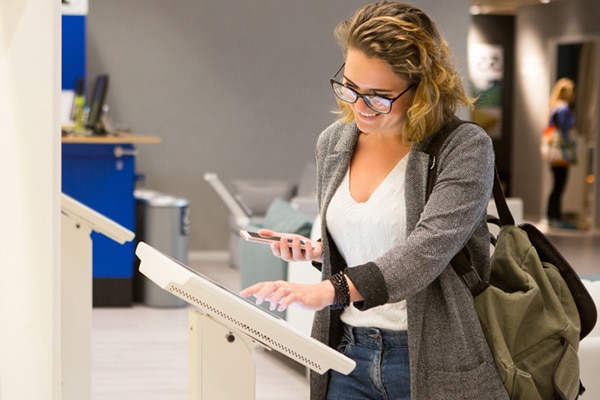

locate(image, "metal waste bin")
(134, 190), (189, 307)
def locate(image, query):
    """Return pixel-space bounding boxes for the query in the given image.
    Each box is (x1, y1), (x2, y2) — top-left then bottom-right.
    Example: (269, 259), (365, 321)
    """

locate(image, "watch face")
(61, 0), (88, 15)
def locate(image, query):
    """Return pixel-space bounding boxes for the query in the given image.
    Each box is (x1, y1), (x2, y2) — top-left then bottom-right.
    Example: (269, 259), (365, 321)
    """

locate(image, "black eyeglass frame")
(329, 63), (414, 115)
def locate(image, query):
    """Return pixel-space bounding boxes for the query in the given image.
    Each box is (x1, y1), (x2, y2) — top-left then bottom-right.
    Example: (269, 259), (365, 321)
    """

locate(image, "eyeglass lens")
(331, 81), (393, 114)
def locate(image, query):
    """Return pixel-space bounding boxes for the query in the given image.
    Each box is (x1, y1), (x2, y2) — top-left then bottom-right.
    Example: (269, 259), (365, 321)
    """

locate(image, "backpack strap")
(423, 116), (514, 296)
(424, 116), (515, 227)
(423, 115), (465, 202)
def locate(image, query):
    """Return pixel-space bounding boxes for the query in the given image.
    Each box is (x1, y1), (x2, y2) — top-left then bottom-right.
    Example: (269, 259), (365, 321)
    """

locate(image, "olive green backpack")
(426, 117), (597, 400)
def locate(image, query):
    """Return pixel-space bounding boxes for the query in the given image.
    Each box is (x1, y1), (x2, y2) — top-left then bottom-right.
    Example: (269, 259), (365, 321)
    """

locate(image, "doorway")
(552, 39), (598, 230)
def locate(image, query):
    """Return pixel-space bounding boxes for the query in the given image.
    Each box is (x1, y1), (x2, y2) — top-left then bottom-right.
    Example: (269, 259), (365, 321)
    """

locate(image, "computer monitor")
(136, 241), (355, 376)
(86, 74), (109, 135)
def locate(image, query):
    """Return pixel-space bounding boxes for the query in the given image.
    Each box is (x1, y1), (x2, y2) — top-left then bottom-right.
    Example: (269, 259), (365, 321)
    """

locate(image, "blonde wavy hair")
(549, 77), (575, 109)
(333, 1), (474, 143)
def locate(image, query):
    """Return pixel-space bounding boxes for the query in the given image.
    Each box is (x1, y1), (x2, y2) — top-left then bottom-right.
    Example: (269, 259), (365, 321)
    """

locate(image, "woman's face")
(343, 48), (414, 137)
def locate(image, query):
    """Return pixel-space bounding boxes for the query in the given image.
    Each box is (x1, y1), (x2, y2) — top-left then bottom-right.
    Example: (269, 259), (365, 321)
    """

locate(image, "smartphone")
(239, 230), (306, 249)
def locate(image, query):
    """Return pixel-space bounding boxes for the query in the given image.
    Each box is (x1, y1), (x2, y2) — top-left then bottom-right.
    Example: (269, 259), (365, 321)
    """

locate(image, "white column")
(0, 1), (62, 399)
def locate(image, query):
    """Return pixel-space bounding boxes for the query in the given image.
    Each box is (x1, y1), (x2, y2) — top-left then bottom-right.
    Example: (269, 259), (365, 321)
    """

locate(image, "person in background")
(241, 2), (508, 399)
(546, 77), (577, 229)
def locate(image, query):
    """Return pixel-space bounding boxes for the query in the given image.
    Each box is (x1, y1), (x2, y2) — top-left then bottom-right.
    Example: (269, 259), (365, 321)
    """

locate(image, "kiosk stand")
(189, 310), (258, 399)
(136, 242), (355, 400)
(61, 194), (134, 400)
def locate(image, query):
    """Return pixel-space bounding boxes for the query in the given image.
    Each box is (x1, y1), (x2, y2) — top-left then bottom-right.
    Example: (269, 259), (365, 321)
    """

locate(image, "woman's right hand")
(256, 229), (322, 263)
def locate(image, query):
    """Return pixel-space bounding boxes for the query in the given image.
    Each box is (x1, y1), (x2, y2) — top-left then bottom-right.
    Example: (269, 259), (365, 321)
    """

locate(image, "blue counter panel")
(62, 15), (86, 90)
(62, 143), (136, 280)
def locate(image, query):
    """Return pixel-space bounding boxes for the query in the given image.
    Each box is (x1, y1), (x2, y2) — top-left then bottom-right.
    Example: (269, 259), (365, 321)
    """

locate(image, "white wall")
(0, 1), (62, 399)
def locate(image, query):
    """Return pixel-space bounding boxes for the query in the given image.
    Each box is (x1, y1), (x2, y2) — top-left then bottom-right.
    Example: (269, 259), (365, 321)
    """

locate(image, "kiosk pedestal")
(61, 194), (134, 400)
(189, 310), (258, 399)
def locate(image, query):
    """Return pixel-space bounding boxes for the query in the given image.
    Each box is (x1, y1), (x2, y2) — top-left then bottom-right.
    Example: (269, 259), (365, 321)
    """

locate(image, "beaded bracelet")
(328, 271), (350, 310)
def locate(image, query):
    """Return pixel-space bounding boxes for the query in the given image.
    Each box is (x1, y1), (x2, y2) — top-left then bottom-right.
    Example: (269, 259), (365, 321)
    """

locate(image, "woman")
(546, 77), (577, 229)
(241, 2), (508, 399)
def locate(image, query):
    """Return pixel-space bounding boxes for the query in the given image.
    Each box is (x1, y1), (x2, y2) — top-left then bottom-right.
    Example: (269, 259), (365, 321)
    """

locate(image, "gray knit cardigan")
(309, 119), (509, 400)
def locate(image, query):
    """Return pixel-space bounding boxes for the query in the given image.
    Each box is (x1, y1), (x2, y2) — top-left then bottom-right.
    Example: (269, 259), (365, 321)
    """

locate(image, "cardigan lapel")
(320, 123), (359, 217)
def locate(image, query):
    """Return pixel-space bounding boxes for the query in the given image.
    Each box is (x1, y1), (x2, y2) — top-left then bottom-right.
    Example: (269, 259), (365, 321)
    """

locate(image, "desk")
(62, 135), (160, 306)
(62, 133), (161, 144)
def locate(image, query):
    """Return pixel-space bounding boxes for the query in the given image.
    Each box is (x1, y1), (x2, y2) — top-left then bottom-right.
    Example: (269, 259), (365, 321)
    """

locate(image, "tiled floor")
(543, 226), (600, 278)
(92, 223), (600, 400)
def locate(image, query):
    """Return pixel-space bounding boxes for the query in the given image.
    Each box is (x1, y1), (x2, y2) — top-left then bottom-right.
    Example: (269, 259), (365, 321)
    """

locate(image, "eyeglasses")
(330, 63), (413, 114)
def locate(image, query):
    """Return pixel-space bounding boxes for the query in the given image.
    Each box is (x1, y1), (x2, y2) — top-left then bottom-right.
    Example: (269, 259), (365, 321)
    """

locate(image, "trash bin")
(134, 190), (189, 308)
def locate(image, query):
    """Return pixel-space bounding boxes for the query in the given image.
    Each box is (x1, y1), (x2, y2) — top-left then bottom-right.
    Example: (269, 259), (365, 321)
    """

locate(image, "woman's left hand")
(256, 228), (322, 263)
(240, 280), (334, 312)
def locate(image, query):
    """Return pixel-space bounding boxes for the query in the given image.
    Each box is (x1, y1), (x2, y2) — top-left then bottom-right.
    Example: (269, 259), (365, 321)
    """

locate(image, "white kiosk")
(136, 242), (355, 400)
(61, 194), (135, 400)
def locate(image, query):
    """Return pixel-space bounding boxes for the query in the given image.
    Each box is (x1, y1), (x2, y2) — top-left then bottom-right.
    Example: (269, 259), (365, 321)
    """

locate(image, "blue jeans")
(327, 324), (410, 400)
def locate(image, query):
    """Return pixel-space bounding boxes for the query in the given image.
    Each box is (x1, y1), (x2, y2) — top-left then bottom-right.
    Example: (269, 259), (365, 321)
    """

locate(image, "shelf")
(62, 134), (161, 144)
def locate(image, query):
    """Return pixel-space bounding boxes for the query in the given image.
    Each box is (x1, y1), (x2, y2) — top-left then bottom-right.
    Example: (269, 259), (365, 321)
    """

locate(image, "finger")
(257, 228), (277, 238)
(304, 240), (322, 261)
(240, 282), (275, 305)
(290, 237), (307, 260)
(254, 282), (279, 305)
(268, 285), (298, 312)
(302, 243), (315, 261)
(270, 242), (282, 258)
(268, 285), (289, 311)
(278, 237), (294, 261)
(276, 292), (298, 312)
(239, 282), (264, 297)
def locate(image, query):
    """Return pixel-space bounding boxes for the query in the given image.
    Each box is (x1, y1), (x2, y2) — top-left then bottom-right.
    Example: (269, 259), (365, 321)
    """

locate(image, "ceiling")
(471, 0), (561, 15)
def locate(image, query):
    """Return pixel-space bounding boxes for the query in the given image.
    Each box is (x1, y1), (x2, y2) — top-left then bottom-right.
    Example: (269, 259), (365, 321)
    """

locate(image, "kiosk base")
(189, 309), (258, 400)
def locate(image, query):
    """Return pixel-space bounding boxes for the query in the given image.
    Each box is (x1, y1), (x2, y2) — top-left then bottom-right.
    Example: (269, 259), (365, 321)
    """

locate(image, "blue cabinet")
(62, 137), (159, 306)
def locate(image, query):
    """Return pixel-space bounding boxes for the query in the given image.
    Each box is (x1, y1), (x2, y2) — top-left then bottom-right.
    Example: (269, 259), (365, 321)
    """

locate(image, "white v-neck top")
(326, 156), (408, 330)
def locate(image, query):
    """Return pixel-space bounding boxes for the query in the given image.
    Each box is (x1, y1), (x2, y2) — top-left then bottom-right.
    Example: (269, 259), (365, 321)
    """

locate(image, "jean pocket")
(336, 334), (352, 355)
